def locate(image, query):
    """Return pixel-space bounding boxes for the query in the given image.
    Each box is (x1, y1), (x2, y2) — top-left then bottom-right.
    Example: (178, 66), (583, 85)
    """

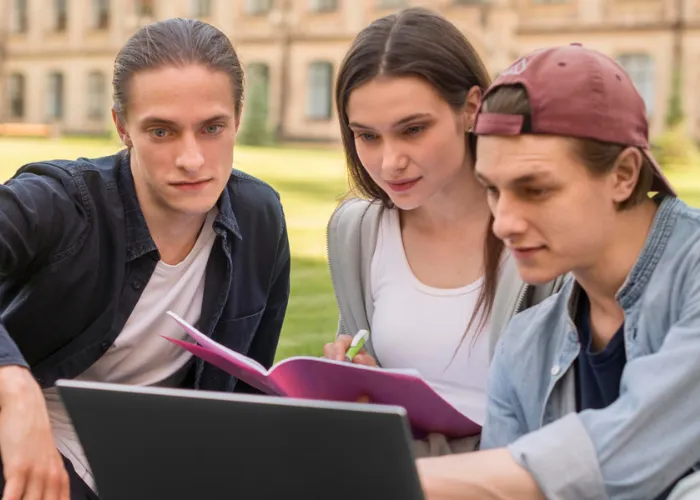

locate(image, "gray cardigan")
(326, 197), (566, 364)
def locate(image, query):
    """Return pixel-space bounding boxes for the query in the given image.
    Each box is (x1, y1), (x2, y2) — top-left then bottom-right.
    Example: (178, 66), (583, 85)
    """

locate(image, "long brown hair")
(335, 7), (504, 339)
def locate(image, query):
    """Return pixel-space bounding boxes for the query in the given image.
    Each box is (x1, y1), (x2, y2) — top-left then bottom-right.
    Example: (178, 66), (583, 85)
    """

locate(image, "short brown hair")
(481, 84), (654, 209)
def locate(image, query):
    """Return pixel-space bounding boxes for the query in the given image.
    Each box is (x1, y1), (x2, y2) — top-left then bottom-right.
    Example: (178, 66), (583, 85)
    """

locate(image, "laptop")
(56, 379), (425, 500)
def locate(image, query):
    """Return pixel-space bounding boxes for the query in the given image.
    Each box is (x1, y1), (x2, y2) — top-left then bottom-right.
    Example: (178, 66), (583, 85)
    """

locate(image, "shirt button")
(551, 365), (561, 376)
(132, 280), (142, 290)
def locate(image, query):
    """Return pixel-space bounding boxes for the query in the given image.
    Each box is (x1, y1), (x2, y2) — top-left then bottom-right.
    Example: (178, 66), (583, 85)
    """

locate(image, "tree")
(238, 79), (272, 146)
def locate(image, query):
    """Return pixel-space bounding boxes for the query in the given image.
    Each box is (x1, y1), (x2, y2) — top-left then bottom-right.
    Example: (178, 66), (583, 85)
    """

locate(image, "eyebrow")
(140, 114), (233, 128)
(348, 112), (432, 130)
(476, 171), (554, 186)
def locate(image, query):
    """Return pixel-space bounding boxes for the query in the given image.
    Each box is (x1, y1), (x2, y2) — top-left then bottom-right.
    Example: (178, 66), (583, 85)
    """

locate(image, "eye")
(204, 124), (224, 135)
(404, 125), (424, 136)
(525, 187), (549, 198)
(485, 186), (500, 198)
(149, 128), (169, 139)
(356, 132), (378, 142)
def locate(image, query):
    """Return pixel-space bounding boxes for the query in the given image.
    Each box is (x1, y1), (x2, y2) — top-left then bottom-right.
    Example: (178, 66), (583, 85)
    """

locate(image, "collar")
(565, 194), (681, 317)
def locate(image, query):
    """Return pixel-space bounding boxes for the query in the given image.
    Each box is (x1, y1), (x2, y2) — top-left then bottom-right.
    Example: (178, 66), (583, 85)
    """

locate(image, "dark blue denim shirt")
(0, 149), (290, 393)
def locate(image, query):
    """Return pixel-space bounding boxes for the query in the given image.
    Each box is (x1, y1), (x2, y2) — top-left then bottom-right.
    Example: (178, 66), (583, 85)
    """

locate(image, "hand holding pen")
(322, 329), (376, 366)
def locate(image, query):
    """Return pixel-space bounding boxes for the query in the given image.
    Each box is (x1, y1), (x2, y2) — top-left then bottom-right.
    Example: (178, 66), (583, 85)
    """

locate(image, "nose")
(381, 139), (408, 174)
(491, 193), (528, 243)
(175, 132), (205, 174)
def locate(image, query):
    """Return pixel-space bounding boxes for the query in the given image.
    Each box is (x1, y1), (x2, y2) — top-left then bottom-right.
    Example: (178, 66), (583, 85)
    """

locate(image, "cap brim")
(643, 148), (677, 197)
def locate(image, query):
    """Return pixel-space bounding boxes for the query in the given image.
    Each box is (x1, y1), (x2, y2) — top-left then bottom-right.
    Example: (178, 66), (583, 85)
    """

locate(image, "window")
(617, 53), (655, 116)
(46, 72), (65, 120)
(190, 0), (212, 17)
(8, 74), (25, 119)
(310, 0), (338, 12)
(87, 72), (106, 120)
(92, 0), (110, 29)
(54, 0), (67, 32)
(135, 0), (155, 17)
(10, 0), (28, 33)
(306, 62), (333, 120)
(246, 0), (273, 15)
(377, 0), (407, 7)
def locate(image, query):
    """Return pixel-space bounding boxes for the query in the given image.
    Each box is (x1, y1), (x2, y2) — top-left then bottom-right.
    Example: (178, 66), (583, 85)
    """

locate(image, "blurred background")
(0, 0), (698, 359)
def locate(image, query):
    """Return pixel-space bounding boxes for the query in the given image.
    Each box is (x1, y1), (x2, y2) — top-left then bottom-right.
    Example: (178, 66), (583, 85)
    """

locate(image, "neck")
(142, 205), (207, 265)
(402, 164), (491, 234)
(574, 199), (659, 344)
(130, 165), (208, 266)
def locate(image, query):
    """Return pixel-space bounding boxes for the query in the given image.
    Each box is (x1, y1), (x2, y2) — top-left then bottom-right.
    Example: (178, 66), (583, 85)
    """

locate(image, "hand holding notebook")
(163, 311), (481, 438)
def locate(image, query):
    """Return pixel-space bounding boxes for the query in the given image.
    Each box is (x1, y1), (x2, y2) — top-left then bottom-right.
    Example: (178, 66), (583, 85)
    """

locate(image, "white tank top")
(370, 208), (491, 425)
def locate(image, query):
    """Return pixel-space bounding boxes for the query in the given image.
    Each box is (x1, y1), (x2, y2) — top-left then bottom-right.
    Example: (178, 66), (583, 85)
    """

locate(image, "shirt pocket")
(214, 306), (266, 357)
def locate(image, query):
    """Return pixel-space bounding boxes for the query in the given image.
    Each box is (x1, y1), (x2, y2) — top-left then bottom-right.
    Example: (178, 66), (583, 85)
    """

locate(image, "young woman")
(417, 44), (698, 500)
(322, 7), (565, 456)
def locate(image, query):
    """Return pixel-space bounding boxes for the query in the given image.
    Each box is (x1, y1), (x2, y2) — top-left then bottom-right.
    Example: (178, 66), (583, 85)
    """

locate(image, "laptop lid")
(56, 380), (425, 500)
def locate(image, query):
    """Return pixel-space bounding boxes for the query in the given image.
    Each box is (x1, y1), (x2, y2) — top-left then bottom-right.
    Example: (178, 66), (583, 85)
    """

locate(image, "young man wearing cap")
(416, 44), (699, 499)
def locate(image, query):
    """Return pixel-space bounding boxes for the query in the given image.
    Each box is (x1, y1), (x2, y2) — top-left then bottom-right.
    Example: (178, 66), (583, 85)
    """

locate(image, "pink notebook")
(163, 311), (481, 438)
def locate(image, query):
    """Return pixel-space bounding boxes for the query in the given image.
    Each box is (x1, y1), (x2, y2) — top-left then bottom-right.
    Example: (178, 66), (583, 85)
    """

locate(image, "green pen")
(344, 329), (370, 362)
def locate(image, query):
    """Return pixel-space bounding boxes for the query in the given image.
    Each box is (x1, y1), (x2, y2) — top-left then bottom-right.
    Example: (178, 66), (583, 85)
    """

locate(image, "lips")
(170, 179), (211, 191)
(386, 177), (421, 193)
(510, 245), (546, 260)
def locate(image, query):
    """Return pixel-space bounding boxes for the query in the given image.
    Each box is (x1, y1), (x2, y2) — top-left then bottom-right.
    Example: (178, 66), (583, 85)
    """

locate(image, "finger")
(2, 472), (27, 500)
(352, 353), (377, 366)
(43, 460), (69, 500)
(322, 343), (337, 359)
(20, 471), (43, 500)
(356, 395), (371, 403)
(335, 335), (353, 349)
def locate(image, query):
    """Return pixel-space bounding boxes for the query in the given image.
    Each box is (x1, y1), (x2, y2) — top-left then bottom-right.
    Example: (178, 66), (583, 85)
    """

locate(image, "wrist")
(0, 365), (38, 406)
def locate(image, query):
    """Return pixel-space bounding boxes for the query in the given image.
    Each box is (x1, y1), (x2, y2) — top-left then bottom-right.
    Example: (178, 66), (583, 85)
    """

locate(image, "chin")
(172, 198), (219, 217)
(388, 194), (425, 212)
(515, 263), (565, 286)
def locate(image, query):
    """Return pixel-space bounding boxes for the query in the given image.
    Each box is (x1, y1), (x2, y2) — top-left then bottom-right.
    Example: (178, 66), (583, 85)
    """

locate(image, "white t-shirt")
(42, 209), (218, 492)
(370, 208), (491, 425)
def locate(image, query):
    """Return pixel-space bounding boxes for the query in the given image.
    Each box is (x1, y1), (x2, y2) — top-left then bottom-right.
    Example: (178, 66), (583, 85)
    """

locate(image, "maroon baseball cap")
(473, 43), (676, 196)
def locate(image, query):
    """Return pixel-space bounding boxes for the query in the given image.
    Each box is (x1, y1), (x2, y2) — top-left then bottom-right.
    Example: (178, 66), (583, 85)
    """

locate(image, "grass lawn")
(1, 137), (700, 363)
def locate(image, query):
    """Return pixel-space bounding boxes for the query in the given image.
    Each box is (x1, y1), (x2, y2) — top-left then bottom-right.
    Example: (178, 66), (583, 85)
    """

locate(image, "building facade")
(1, 0), (699, 142)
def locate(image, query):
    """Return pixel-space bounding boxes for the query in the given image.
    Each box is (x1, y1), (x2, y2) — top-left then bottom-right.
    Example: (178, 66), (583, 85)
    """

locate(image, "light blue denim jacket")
(481, 195), (700, 500)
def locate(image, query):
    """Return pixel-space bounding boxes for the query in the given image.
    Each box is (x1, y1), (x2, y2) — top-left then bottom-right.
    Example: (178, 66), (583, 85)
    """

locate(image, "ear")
(111, 108), (132, 147)
(462, 85), (483, 131)
(610, 147), (643, 204)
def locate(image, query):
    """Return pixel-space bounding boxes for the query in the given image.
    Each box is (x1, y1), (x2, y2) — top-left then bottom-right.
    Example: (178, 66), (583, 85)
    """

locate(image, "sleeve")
(507, 260), (700, 500)
(0, 167), (85, 369)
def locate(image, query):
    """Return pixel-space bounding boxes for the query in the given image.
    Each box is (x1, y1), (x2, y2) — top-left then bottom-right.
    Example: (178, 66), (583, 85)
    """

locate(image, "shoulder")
(327, 197), (384, 242)
(6, 152), (122, 206)
(228, 168), (282, 206)
(227, 168), (285, 225)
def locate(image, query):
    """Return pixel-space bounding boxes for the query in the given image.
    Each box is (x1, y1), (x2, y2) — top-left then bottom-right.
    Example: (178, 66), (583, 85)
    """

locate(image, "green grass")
(2, 137), (700, 364)
(0, 137), (349, 362)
